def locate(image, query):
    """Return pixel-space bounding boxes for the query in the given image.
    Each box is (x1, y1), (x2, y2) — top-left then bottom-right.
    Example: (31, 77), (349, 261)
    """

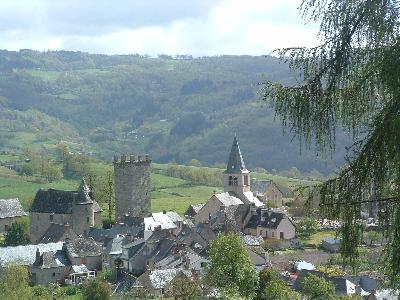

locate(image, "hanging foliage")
(262, 0), (400, 286)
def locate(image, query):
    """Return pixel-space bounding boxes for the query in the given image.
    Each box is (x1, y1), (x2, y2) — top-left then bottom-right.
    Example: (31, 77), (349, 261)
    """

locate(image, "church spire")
(225, 136), (248, 174)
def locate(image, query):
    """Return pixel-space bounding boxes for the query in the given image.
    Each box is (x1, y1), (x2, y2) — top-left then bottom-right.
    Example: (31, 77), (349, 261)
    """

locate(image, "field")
(0, 160), (316, 217)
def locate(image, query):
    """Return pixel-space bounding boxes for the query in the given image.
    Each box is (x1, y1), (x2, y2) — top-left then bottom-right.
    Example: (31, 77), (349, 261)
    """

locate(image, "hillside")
(0, 50), (352, 174)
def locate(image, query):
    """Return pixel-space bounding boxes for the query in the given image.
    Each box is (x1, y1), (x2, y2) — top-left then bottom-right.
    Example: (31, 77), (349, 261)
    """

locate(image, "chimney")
(35, 248), (41, 264)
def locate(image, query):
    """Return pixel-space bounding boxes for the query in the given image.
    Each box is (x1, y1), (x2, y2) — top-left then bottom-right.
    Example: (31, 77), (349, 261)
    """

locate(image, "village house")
(144, 211), (185, 240)
(251, 179), (284, 207)
(0, 198), (27, 233)
(0, 242), (67, 285)
(64, 237), (103, 271)
(243, 208), (296, 240)
(29, 179), (102, 243)
(30, 247), (71, 285)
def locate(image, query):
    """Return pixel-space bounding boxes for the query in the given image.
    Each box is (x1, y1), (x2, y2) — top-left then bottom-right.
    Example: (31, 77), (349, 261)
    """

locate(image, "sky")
(0, 0), (319, 56)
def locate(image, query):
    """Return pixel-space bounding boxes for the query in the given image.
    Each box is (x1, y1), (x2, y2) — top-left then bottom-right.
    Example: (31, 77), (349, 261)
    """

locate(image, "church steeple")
(223, 136), (250, 193)
(225, 136), (248, 174)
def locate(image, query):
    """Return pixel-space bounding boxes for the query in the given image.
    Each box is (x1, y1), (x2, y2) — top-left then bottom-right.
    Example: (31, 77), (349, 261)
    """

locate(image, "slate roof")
(93, 201), (102, 212)
(0, 198), (27, 219)
(30, 179), (93, 214)
(185, 204), (205, 217)
(144, 212), (177, 232)
(242, 191), (264, 207)
(214, 192), (244, 206)
(32, 249), (70, 269)
(224, 136), (249, 174)
(0, 242), (63, 266)
(72, 264), (90, 273)
(38, 223), (79, 244)
(245, 208), (294, 229)
(138, 268), (192, 290)
(65, 238), (102, 258)
(251, 180), (283, 195)
(88, 223), (144, 243)
(242, 235), (263, 246)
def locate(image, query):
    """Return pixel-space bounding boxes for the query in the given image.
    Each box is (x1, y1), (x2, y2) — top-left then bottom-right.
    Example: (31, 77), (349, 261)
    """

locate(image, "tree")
(261, 279), (301, 300)
(206, 233), (258, 299)
(366, 230), (382, 246)
(188, 158), (202, 167)
(0, 265), (31, 300)
(301, 274), (336, 300)
(82, 277), (112, 300)
(297, 217), (320, 239)
(3, 222), (29, 246)
(263, 0), (400, 285)
(172, 275), (203, 300)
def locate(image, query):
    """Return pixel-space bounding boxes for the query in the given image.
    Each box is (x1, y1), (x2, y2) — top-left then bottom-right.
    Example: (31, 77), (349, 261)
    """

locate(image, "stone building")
(195, 136), (263, 224)
(0, 198), (27, 233)
(113, 154), (151, 221)
(30, 248), (71, 285)
(243, 208), (296, 240)
(64, 238), (103, 271)
(29, 180), (102, 243)
(251, 179), (284, 207)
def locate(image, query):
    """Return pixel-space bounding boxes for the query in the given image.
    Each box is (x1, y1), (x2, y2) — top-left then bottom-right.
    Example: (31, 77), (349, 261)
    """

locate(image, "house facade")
(29, 179), (102, 243)
(251, 179), (284, 207)
(244, 208), (296, 240)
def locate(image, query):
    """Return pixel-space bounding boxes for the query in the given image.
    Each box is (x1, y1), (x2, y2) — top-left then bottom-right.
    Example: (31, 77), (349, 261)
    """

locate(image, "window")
(52, 272), (55, 277)
(259, 230), (263, 236)
(233, 176), (238, 186)
(272, 232), (275, 238)
(280, 232), (284, 239)
(229, 176), (233, 186)
(244, 175), (249, 186)
(87, 216), (90, 223)
(50, 214), (53, 221)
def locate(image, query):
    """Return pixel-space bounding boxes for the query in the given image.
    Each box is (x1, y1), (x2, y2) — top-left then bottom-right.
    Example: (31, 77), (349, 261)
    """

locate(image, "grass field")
(0, 160), (315, 217)
(301, 230), (337, 246)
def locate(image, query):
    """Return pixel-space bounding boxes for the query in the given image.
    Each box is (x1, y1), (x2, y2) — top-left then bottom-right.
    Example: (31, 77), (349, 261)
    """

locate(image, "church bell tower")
(223, 136), (250, 194)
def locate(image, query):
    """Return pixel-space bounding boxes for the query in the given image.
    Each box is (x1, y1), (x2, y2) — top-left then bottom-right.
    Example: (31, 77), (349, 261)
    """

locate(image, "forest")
(0, 50), (352, 174)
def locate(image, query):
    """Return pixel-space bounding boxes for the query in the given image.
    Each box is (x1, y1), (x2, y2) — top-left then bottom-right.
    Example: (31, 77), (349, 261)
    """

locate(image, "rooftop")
(0, 242), (63, 266)
(65, 238), (102, 258)
(225, 136), (249, 174)
(214, 192), (244, 207)
(0, 198), (27, 219)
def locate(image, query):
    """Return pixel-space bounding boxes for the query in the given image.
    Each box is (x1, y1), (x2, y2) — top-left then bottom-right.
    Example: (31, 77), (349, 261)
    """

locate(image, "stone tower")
(223, 136), (251, 194)
(113, 154), (151, 220)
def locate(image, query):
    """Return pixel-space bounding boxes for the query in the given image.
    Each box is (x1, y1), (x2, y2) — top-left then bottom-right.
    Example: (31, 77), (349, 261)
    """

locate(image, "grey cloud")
(0, 0), (218, 36)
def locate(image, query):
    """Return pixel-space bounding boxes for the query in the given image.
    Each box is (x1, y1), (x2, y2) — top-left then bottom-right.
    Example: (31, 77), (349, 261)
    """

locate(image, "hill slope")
(0, 50), (351, 174)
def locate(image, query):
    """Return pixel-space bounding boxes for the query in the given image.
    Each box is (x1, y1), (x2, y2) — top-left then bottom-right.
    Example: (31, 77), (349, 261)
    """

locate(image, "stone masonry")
(113, 154), (151, 220)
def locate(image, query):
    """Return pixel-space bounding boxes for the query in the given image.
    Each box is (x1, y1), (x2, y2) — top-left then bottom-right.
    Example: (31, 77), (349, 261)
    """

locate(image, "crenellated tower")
(113, 154), (151, 220)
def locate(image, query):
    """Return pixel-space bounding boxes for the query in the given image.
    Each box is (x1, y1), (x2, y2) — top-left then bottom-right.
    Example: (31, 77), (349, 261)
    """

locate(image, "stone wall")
(71, 202), (94, 236)
(30, 212), (72, 243)
(29, 265), (70, 286)
(114, 154), (151, 220)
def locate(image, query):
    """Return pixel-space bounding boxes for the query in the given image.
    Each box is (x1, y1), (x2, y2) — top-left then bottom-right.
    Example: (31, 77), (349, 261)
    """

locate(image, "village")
(0, 137), (393, 299)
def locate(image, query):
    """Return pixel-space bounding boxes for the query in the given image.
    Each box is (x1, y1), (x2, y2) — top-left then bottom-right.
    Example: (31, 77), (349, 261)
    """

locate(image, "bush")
(65, 285), (79, 296)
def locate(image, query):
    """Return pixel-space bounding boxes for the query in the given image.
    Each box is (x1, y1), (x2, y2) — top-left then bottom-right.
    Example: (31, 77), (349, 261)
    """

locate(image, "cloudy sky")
(0, 0), (319, 56)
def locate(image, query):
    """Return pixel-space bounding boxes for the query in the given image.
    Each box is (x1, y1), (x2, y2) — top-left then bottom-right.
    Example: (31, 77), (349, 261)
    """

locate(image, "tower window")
(50, 214), (53, 221)
(228, 176), (238, 186)
(244, 175), (249, 186)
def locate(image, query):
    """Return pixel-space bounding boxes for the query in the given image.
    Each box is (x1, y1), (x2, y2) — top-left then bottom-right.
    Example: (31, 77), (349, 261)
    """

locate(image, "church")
(194, 136), (263, 224)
